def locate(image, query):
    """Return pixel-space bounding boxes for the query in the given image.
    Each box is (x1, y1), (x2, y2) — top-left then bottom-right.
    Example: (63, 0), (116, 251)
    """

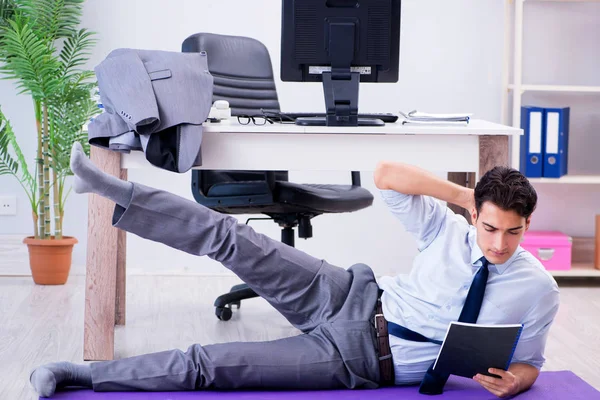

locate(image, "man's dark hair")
(474, 166), (537, 219)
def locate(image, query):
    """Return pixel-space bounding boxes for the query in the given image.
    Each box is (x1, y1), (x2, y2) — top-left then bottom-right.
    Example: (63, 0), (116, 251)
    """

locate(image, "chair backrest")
(182, 32), (280, 115)
(182, 32), (287, 194)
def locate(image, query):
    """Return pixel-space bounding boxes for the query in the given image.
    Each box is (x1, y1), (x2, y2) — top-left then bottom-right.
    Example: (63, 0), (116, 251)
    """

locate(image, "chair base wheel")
(213, 285), (259, 321)
(216, 306), (233, 321)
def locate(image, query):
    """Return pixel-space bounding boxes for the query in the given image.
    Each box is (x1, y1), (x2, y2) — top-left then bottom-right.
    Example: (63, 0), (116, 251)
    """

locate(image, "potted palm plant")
(0, 0), (100, 284)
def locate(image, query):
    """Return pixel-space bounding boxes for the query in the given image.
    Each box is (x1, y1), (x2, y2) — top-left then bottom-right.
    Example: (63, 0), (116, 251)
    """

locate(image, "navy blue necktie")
(418, 257), (490, 395)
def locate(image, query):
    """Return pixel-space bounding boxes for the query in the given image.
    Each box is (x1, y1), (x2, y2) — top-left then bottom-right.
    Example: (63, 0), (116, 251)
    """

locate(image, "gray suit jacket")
(88, 48), (213, 173)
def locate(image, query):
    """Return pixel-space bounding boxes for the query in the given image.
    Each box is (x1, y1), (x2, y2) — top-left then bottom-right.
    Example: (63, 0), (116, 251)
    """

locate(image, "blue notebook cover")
(433, 321), (523, 379)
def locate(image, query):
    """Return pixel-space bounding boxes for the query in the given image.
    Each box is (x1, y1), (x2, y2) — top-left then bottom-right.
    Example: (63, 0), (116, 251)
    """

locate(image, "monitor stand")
(295, 71), (383, 127)
(296, 21), (384, 127)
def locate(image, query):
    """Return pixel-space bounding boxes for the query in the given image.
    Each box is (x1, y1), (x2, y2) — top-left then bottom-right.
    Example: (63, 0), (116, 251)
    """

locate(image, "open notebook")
(399, 110), (471, 126)
(433, 321), (524, 379)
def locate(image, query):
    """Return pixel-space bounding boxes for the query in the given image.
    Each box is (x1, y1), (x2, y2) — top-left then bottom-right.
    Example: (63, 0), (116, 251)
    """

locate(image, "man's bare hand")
(473, 368), (521, 398)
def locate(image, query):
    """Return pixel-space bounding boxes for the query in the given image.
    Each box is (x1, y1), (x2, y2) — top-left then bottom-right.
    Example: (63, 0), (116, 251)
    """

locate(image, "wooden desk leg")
(479, 135), (509, 177)
(115, 169), (127, 326)
(447, 135), (509, 221)
(447, 172), (476, 222)
(84, 147), (124, 361)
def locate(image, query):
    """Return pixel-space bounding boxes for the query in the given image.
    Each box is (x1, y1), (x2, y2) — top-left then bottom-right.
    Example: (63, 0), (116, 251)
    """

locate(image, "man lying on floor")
(30, 142), (559, 398)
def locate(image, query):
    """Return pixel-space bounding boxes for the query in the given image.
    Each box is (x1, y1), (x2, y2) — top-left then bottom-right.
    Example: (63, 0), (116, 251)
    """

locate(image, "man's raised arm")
(374, 161), (474, 211)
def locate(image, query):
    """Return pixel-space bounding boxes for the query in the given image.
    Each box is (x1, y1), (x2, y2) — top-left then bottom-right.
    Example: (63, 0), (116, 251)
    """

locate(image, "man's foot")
(70, 141), (103, 195)
(69, 141), (134, 207)
(30, 362), (92, 397)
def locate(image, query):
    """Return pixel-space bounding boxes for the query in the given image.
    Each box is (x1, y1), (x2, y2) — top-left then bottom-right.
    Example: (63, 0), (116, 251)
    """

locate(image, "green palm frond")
(0, 108), (19, 177)
(17, 0), (85, 40)
(0, 106), (36, 196)
(0, 14), (62, 98)
(0, 0), (16, 30)
(49, 77), (99, 176)
(59, 28), (96, 78)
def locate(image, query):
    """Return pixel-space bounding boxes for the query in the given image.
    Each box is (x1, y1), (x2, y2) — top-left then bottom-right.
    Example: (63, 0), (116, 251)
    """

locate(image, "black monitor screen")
(281, 0), (401, 83)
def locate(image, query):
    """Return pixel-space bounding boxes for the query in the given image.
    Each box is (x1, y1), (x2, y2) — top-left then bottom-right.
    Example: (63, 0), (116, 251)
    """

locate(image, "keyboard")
(280, 112), (398, 123)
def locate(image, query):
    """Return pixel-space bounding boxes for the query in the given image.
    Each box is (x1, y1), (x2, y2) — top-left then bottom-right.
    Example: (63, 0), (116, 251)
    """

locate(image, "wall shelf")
(550, 263), (600, 277)
(528, 175), (600, 184)
(507, 84), (600, 93)
(529, 0), (600, 3)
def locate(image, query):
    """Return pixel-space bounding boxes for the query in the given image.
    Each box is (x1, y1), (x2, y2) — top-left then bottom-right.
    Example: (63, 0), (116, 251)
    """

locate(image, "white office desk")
(84, 119), (522, 361)
(123, 119), (520, 172)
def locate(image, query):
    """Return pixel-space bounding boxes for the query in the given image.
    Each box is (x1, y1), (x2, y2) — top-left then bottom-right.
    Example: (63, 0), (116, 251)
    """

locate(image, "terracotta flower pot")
(23, 236), (78, 285)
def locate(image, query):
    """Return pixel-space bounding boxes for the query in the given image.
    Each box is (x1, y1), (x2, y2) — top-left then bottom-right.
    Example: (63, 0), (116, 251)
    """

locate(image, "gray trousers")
(90, 183), (382, 391)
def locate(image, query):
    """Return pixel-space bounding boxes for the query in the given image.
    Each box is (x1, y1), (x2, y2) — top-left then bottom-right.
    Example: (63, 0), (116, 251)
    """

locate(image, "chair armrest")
(351, 171), (361, 186)
(264, 171), (277, 191)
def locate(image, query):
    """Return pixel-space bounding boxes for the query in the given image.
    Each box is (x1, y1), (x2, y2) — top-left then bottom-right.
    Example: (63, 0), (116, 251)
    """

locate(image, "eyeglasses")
(237, 109), (297, 125)
(237, 115), (274, 125)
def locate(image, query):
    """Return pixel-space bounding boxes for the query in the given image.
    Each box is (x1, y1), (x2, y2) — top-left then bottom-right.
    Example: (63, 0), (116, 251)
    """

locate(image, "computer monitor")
(280, 0), (401, 127)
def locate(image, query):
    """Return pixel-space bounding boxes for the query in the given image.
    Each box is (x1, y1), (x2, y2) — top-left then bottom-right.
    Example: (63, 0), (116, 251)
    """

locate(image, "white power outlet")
(0, 196), (17, 216)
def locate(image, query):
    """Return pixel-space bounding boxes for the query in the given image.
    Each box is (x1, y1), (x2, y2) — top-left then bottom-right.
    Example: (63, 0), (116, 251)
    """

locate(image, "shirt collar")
(468, 228), (516, 275)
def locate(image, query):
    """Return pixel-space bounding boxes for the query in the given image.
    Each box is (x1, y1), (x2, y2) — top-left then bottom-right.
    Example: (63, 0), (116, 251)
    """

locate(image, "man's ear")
(470, 208), (478, 225)
(525, 217), (531, 231)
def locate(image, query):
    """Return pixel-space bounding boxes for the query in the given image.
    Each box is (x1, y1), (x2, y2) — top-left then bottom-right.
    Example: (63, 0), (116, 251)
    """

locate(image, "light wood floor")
(1, 275), (599, 399)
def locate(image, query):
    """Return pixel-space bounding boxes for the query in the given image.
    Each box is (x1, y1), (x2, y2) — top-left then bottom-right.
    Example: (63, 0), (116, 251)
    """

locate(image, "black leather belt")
(374, 299), (394, 386)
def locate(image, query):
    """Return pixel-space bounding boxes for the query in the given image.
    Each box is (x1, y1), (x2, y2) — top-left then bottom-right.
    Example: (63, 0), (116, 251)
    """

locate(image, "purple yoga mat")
(47, 371), (599, 399)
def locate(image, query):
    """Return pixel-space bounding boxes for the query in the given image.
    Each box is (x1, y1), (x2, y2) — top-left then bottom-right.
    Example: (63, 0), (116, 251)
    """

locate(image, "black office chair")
(182, 32), (374, 321)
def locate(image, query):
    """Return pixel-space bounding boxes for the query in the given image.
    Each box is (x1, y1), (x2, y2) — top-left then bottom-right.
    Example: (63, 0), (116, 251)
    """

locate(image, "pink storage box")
(521, 231), (572, 271)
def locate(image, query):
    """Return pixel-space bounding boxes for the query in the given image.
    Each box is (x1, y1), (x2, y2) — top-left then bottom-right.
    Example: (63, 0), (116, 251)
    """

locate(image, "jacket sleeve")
(95, 49), (160, 135)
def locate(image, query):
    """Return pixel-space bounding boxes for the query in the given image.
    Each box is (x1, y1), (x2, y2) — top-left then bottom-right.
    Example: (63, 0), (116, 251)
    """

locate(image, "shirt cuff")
(510, 359), (543, 369)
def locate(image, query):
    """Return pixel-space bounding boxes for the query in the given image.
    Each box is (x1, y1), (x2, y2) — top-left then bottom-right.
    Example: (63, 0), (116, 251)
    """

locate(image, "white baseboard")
(0, 235), (237, 277)
(0, 234), (30, 275)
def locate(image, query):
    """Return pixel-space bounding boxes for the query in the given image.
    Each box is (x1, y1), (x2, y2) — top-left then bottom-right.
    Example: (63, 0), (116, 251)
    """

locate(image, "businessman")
(30, 143), (558, 398)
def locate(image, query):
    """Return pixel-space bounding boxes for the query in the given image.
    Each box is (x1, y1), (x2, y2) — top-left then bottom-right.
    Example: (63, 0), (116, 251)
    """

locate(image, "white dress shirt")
(377, 189), (560, 385)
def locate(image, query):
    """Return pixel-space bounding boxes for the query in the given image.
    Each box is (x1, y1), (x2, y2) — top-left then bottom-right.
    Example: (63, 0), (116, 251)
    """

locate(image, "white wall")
(0, 0), (527, 277)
